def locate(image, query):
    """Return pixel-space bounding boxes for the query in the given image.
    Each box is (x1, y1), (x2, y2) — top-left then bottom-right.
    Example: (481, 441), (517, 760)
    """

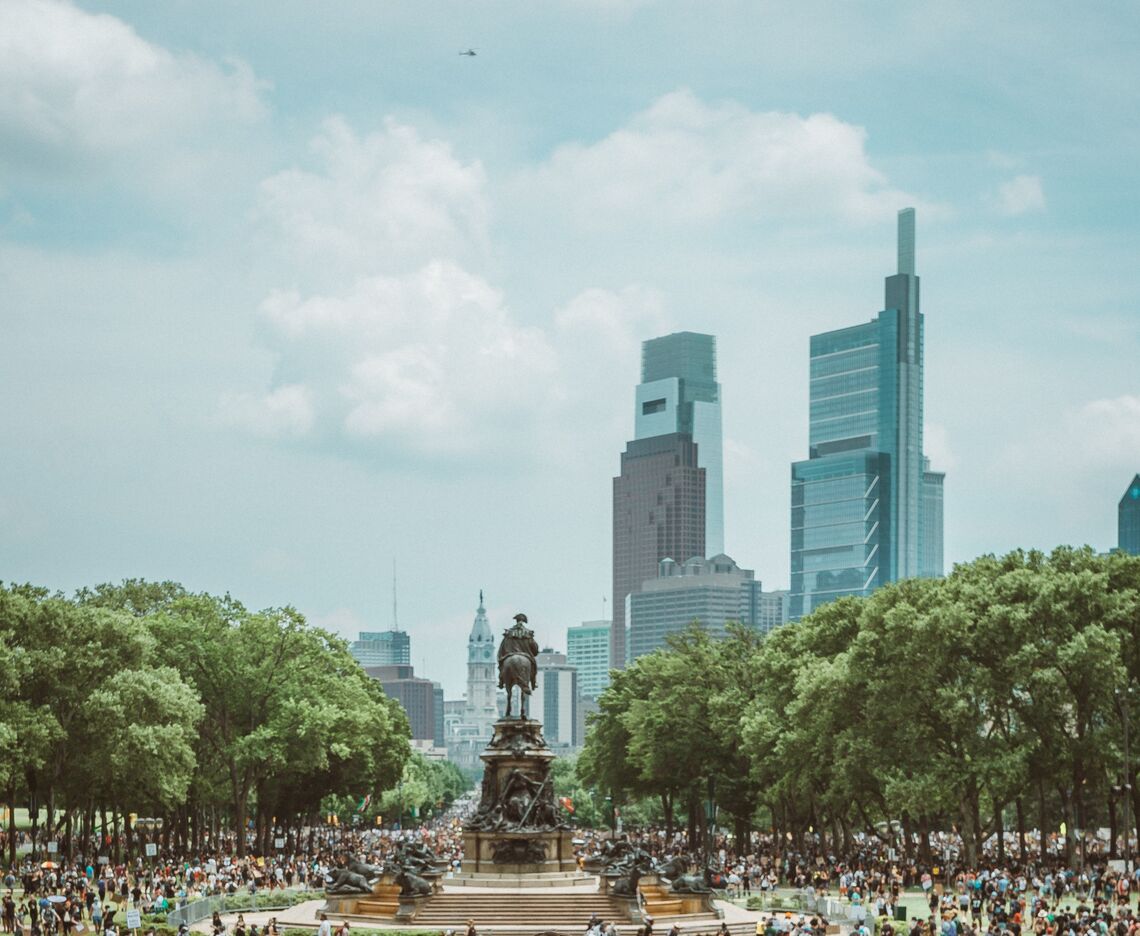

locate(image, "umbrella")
(41, 861), (59, 870)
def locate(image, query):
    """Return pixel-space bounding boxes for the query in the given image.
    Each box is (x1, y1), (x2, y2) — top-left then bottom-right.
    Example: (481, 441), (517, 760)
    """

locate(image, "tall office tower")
(365, 665), (437, 742)
(628, 554), (761, 660)
(636, 332), (724, 555)
(1121, 475), (1140, 555)
(464, 591), (499, 740)
(566, 620), (611, 700)
(790, 208), (945, 619)
(920, 457), (945, 577)
(611, 433), (706, 669)
(531, 650), (580, 748)
(349, 629), (411, 668)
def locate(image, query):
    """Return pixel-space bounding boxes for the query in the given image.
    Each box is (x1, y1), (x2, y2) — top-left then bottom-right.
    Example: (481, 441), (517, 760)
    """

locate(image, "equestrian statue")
(498, 612), (539, 718)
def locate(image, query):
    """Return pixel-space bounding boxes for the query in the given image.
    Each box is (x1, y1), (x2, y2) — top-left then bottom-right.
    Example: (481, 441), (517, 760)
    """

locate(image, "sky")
(2, 0), (1139, 697)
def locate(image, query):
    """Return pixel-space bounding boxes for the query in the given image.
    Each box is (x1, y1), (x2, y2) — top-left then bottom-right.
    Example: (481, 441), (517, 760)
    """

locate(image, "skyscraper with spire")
(789, 208), (945, 619)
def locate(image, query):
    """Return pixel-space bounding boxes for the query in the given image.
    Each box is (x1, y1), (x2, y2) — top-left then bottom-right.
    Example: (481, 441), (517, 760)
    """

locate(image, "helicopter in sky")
(459, 48), (477, 57)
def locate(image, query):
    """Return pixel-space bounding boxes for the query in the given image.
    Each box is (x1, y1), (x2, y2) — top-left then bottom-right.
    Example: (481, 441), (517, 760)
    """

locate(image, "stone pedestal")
(462, 718), (578, 875)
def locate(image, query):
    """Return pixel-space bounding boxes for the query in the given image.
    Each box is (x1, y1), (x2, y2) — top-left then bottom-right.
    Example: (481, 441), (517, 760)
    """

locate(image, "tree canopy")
(0, 578), (412, 860)
(580, 547), (1140, 867)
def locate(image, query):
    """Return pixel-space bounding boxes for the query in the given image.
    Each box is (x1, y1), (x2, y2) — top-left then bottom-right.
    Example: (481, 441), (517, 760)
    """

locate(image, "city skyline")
(2, 0), (1138, 697)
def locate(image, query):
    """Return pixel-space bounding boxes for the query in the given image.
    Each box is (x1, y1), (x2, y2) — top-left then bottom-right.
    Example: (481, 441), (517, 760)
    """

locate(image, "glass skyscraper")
(566, 620), (611, 699)
(635, 332), (724, 555)
(349, 629), (411, 668)
(612, 332), (720, 670)
(1120, 474), (1140, 556)
(790, 208), (945, 619)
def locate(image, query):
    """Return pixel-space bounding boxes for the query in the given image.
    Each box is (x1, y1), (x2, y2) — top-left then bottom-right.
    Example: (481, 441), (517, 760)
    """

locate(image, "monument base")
(462, 827), (579, 874)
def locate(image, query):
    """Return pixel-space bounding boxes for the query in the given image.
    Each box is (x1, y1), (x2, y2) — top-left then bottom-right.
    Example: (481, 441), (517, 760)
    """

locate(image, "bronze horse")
(501, 650), (533, 717)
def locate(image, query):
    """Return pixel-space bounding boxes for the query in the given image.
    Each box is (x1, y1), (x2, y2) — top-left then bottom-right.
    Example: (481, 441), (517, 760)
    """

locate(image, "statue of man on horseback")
(498, 612), (539, 718)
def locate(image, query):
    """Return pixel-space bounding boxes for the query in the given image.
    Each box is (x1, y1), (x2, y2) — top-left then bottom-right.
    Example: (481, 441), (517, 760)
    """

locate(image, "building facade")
(920, 457), (946, 578)
(349, 629), (411, 668)
(757, 589), (790, 635)
(566, 620), (611, 700)
(1121, 474), (1140, 555)
(612, 433), (706, 668)
(628, 554), (761, 660)
(790, 208), (945, 619)
(532, 649), (579, 749)
(635, 332), (724, 556)
(365, 664), (436, 742)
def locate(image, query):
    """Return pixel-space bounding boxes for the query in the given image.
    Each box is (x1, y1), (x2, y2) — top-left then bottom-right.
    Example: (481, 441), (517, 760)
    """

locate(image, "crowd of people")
(5, 817), (1140, 935)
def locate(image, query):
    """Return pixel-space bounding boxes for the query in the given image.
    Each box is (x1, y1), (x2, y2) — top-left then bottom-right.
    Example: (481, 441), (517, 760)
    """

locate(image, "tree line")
(579, 547), (1140, 869)
(0, 579), (414, 864)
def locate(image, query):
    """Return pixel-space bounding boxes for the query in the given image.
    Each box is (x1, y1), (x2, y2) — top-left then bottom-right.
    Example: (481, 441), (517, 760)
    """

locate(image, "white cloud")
(233, 111), (671, 462)
(924, 422), (958, 473)
(243, 262), (558, 456)
(1067, 395), (1140, 466)
(257, 116), (488, 276)
(997, 174), (1046, 216)
(0, 0), (266, 176)
(219, 384), (315, 438)
(521, 89), (925, 229)
(228, 265), (667, 460)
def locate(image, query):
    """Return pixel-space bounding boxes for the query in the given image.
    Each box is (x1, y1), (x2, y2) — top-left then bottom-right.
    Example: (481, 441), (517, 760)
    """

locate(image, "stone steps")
(447, 870), (598, 889)
(408, 892), (635, 927)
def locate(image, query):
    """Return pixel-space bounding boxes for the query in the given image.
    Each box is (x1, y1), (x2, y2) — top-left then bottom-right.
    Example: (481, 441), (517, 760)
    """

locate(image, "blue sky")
(2, 0), (1138, 695)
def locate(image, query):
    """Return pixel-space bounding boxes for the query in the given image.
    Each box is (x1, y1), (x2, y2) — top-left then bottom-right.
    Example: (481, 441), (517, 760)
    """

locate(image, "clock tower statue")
(465, 590), (499, 740)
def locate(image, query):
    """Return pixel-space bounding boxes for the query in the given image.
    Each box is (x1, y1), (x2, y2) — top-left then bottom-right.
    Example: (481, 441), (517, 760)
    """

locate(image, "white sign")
(125, 910), (141, 931)
(47, 841), (58, 854)
(145, 844), (157, 858)
(274, 838), (285, 849)
(97, 856), (110, 865)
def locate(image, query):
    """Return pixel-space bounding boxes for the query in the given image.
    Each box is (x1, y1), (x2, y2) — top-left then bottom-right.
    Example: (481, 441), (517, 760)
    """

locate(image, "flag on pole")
(356, 794), (371, 813)
(560, 797), (575, 813)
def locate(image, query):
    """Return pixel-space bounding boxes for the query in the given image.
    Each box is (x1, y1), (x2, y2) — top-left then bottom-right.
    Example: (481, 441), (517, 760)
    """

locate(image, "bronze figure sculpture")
(497, 612), (539, 718)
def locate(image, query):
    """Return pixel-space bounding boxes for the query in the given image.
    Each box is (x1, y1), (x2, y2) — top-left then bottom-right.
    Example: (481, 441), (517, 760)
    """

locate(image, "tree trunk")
(661, 791), (674, 841)
(1109, 792), (1119, 859)
(112, 805), (121, 864)
(1037, 780), (1048, 863)
(994, 800), (1005, 864)
(1016, 797), (1027, 863)
(1057, 787), (1075, 867)
(1129, 781), (1140, 860)
(735, 814), (750, 852)
(959, 787), (978, 867)
(234, 782), (249, 858)
(918, 817), (932, 867)
(28, 787), (39, 860)
(123, 805), (134, 864)
(7, 788), (17, 867)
